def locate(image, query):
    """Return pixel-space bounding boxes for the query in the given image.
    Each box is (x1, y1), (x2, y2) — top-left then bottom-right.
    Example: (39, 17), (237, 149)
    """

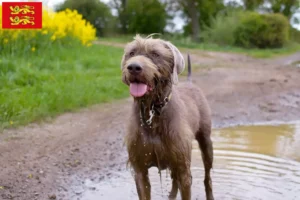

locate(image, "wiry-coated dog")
(121, 35), (214, 200)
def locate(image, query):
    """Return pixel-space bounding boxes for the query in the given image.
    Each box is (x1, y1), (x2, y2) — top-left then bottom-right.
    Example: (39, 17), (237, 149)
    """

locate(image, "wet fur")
(121, 35), (214, 200)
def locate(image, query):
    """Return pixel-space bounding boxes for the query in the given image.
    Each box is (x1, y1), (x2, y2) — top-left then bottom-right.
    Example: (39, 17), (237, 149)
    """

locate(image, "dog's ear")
(120, 54), (125, 70)
(164, 41), (185, 84)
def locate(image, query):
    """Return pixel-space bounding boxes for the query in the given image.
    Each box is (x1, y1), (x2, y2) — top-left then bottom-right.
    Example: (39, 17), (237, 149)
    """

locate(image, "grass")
(99, 35), (300, 58)
(0, 43), (128, 130)
(171, 40), (300, 58)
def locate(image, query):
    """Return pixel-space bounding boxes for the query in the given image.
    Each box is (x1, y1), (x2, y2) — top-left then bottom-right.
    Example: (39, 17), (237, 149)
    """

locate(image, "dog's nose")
(127, 63), (142, 75)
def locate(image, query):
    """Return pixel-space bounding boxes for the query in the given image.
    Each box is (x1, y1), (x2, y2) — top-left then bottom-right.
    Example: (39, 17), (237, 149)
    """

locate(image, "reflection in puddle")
(78, 123), (300, 200)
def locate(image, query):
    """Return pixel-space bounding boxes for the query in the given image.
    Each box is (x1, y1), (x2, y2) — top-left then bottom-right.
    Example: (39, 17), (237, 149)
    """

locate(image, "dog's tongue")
(130, 83), (148, 97)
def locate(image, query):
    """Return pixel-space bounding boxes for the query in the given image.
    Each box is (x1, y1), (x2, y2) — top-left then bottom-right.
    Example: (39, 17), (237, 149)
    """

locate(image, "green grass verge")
(0, 44), (128, 130)
(99, 35), (300, 58)
(171, 40), (300, 58)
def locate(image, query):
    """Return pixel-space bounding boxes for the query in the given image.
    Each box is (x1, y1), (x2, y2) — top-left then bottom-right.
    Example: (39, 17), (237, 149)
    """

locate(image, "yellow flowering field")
(0, 7), (96, 53)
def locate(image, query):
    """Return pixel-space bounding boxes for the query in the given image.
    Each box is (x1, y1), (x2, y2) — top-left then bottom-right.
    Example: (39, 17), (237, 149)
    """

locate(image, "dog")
(121, 35), (214, 200)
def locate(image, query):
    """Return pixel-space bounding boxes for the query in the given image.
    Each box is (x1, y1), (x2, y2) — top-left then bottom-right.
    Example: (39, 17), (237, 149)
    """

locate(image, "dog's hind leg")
(196, 128), (214, 200)
(134, 168), (151, 200)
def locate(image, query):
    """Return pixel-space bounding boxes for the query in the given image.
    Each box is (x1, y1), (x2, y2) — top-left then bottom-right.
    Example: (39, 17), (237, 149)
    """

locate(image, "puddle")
(77, 123), (300, 200)
(292, 61), (300, 67)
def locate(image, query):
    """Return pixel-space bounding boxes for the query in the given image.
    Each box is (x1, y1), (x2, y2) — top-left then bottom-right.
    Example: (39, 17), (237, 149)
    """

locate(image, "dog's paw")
(168, 195), (177, 200)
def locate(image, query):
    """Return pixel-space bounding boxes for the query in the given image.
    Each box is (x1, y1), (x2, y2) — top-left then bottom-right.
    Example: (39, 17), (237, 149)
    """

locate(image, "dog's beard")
(153, 76), (172, 97)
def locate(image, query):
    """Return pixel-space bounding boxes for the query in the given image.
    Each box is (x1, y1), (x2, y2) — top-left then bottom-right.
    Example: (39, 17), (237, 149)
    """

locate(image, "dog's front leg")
(169, 170), (179, 200)
(178, 167), (192, 200)
(134, 169), (151, 200)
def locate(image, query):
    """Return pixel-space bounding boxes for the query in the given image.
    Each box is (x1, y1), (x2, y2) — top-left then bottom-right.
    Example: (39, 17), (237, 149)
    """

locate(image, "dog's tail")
(187, 54), (192, 82)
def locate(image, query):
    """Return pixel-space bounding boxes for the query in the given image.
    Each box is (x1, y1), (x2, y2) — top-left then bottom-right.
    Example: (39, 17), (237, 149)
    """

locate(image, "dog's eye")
(129, 51), (135, 57)
(152, 52), (159, 58)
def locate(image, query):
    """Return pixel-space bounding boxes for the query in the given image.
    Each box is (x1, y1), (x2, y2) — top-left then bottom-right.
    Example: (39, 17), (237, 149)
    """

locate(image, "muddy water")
(292, 61), (300, 67)
(78, 123), (300, 200)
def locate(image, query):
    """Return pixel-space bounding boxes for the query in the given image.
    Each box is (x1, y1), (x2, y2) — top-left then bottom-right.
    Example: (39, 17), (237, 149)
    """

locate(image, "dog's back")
(176, 82), (211, 135)
(176, 54), (212, 135)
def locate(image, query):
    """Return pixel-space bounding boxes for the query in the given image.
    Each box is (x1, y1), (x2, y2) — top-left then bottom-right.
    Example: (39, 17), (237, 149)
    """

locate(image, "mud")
(0, 46), (300, 200)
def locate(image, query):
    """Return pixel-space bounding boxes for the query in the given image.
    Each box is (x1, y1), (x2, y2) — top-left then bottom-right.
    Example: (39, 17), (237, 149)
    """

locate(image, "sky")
(1, 0), (299, 31)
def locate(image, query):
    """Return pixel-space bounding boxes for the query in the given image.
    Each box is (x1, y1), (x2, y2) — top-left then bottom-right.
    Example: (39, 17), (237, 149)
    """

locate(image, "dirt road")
(0, 44), (300, 200)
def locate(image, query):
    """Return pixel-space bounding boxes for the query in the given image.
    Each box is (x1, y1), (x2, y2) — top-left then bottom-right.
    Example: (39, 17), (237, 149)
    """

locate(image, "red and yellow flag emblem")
(2, 2), (42, 29)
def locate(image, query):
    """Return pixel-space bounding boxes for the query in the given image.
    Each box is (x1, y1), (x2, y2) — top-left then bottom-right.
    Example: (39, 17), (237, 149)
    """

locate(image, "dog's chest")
(133, 132), (173, 170)
(134, 126), (183, 170)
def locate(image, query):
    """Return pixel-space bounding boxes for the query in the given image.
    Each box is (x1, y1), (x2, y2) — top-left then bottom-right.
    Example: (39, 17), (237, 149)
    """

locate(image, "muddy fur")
(121, 35), (214, 200)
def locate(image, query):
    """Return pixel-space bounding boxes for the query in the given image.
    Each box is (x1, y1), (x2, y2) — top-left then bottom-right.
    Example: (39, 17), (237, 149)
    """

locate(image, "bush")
(234, 12), (289, 48)
(202, 10), (244, 46)
(0, 7), (96, 55)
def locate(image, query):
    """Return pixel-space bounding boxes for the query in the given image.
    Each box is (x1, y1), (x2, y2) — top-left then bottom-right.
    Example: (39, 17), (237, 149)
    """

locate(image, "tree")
(56, 0), (114, 36)
(241, 0), (298, 18)
(268, 0), (298, 18)
(166, 0), (200, 41)
(185, 0), (201, 42)
(243, 0), (264, 10)
(109, 0), (128, 34)
(166, 0), (224, 42)
(111, 0), (168, 34)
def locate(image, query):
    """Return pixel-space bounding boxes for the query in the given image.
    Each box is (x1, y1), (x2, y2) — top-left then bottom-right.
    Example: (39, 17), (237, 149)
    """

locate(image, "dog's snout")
(127, 63), (142, 75)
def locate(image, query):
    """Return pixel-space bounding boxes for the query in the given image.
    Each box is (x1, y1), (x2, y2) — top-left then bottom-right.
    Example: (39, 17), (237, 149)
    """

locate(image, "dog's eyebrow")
(127, 47), (136, 53)
(145, 41), (164, 52)
(125, 43), (137, 53)
(126, 40), (138, 49)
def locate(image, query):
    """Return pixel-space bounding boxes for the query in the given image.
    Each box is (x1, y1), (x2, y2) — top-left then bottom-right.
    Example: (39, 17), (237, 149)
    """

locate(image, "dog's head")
(121, 35), (185, 98)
